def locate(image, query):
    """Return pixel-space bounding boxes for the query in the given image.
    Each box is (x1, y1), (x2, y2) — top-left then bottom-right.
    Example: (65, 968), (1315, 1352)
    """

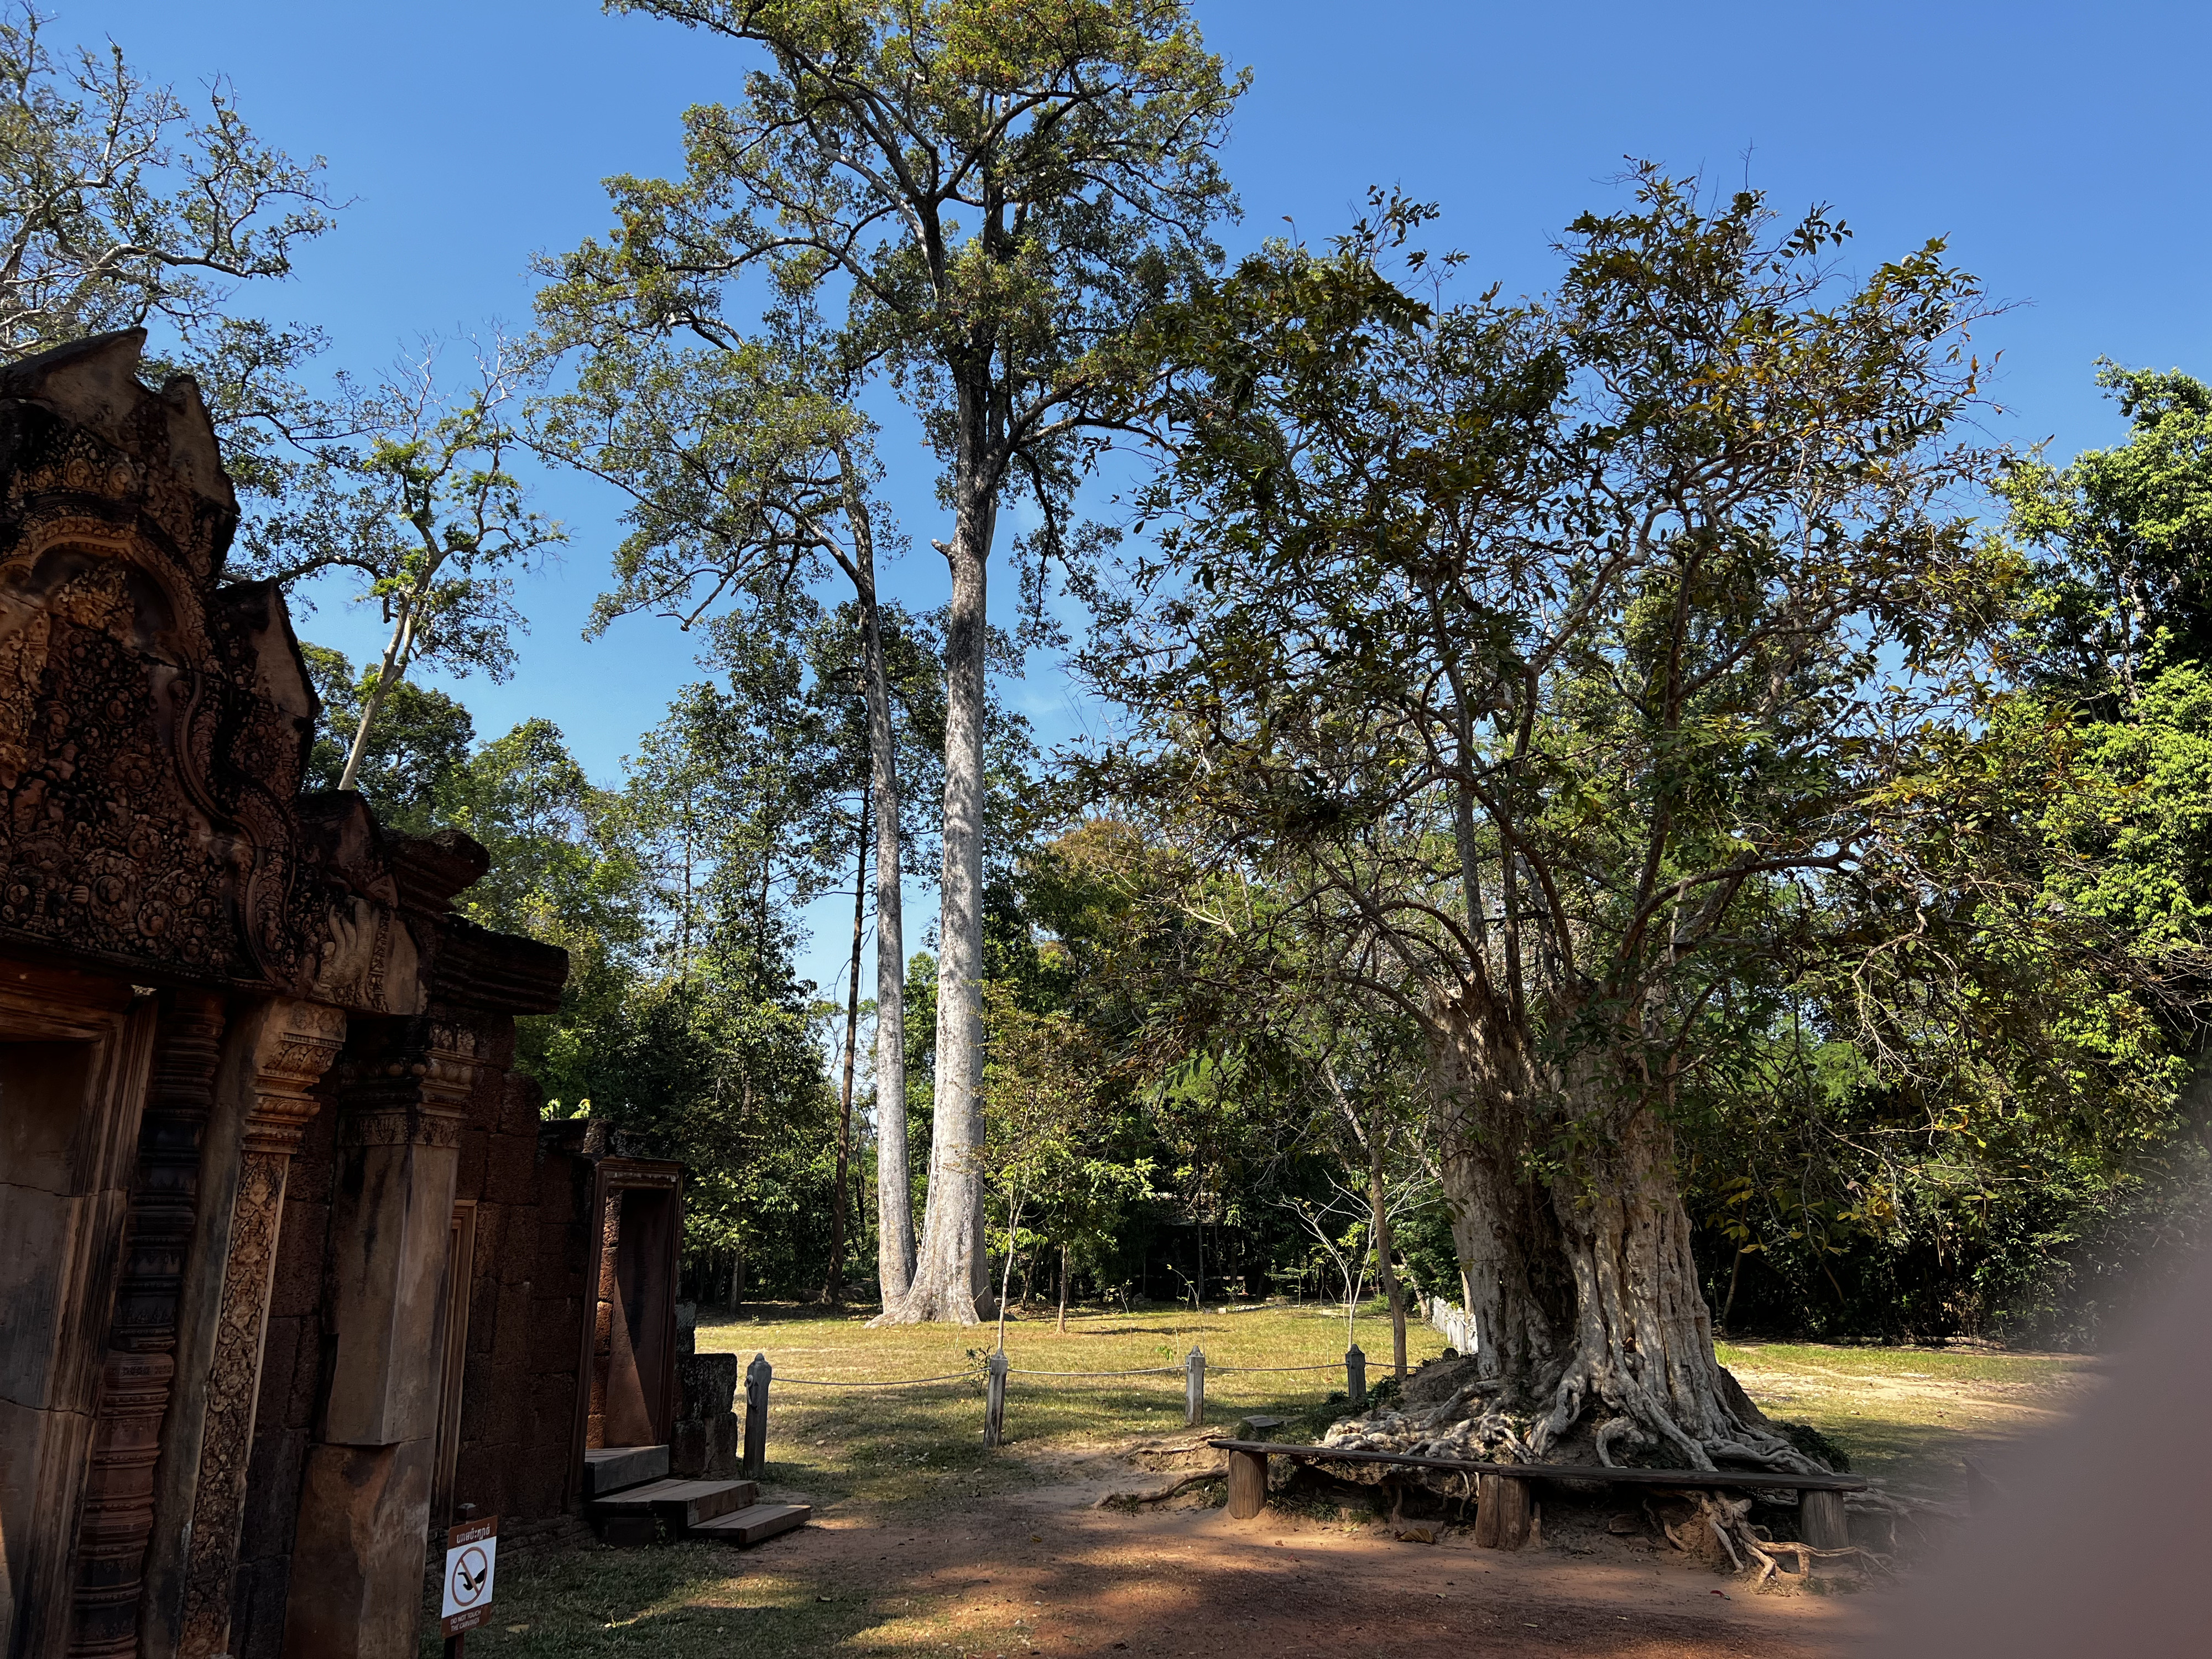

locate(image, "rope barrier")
(1209, 1363), (1343, 1374)
(768, 1360), (1346, 1384)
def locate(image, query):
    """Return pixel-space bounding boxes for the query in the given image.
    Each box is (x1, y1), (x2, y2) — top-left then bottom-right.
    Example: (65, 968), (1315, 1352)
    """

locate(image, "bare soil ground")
(778, 1452), (1876, 1658)
(460, 1445), (1878, 1658)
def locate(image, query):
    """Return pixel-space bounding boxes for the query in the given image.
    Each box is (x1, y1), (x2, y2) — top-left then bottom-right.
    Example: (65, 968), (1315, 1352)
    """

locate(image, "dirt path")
(758, 1453), (1878, 1658)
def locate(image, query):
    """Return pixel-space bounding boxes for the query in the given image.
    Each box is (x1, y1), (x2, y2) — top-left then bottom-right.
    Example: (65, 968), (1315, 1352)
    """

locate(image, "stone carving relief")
(67, 991), (227, 1658)
(0, 331), (431, 1012)
(175, 1000), (346, 1659)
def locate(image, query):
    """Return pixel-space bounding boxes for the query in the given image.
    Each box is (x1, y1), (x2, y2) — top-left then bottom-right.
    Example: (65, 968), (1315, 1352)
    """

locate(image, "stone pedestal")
(277, 1441), (437, 1659)
(670, 1353), (739, 1479)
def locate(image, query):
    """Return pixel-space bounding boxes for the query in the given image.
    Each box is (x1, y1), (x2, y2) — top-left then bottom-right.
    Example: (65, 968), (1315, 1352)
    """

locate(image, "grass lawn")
(1717, 1337), (2098, 1497)
(424, 1301), (2098, 1656)
(694, 1297), (1442, 1512)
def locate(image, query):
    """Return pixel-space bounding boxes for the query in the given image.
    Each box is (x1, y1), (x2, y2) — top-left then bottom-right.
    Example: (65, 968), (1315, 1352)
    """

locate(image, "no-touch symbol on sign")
(440, 1516), (499, 1638)
(451, 1546), (490, 1604)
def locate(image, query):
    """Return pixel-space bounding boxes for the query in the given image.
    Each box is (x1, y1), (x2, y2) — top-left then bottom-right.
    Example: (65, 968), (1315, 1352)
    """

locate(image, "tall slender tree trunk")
(836, 444), (916, 1306)
(1367, 1114), (1408, 1380)
(337, 601), (420, 792)
(823, 793), (868, 1305)
(1057, 1242), (1070, 1334)
(880, 419), (995, 1324)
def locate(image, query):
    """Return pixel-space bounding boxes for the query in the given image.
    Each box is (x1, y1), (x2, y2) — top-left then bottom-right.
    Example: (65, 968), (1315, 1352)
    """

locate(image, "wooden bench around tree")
(1205, 1438), (1868, 1551)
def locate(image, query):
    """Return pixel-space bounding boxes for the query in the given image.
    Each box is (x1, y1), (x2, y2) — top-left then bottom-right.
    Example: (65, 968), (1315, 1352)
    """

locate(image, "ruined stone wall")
(220, 1016), (594, 1658)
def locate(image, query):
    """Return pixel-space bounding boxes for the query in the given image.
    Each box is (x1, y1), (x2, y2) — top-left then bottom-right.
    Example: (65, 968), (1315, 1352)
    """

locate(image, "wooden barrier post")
(1345, 1344), (1366, 1409)
(1185, 1347), (1206, 1427)
(742, 1352), (770, 1478)
(1474, 1472), (1531, 1550)
(1225, 1446), (1269, 1520)
(984, 1350), (1009, 1447)
(1801, 1489), (1850, 1551)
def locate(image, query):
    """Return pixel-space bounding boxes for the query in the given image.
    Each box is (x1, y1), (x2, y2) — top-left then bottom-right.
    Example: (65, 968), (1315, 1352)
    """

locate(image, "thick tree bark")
(823, 795), (867, 1304)
(1428, 988), (1815, 1472)
(880, 441), (995, 1324)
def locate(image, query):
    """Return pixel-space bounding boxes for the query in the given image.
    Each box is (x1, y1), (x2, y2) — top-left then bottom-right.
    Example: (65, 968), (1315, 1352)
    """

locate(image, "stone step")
(589, 1477), (759, 1533)
(691, 1503), (811, 1547)
(582, 1444), (669, 1498)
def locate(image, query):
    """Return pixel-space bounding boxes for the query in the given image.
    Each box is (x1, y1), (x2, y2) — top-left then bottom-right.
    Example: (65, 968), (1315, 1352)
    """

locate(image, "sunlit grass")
(1716, 1340), (2080, 1385)
(1718, 1338), (2099, 1494)
(695, 1297), (1445, 1511)
(420, 1545), (860, 1658)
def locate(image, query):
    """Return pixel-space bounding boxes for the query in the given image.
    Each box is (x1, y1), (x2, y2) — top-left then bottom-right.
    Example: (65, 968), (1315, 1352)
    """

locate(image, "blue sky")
(66, 0), (2212, 999)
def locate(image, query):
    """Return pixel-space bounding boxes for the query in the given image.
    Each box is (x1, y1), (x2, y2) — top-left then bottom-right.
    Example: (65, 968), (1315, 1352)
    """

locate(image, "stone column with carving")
(67, 990), (228, 1658)
(281, 1018), (484, 1659)
(173, 1000), (345, 1659)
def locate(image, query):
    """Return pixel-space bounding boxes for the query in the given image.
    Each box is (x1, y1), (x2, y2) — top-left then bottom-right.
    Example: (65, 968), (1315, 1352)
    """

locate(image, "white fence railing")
(1422, 1293), (1478, 1355)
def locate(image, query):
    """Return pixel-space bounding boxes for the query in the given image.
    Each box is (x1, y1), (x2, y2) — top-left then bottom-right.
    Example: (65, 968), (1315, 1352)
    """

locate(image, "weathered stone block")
(281, 1437), (436, 1659)
(669, 1418), (709, 1478)
(487, 1129), (537, 1208)
(270, 1205), (328, 1317)
(321, 1136), (461, 1447)
(679, 1352), (737, 1419)
(707, 1412), (739, 1479)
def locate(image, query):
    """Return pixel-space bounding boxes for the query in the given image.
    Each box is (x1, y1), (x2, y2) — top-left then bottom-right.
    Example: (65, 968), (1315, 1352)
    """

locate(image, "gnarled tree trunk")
(1428, 988), (1814, 1473)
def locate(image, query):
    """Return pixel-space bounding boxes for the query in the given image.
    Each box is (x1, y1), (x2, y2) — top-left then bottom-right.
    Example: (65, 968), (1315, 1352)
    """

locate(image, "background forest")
(16, 0), (2210, 1355)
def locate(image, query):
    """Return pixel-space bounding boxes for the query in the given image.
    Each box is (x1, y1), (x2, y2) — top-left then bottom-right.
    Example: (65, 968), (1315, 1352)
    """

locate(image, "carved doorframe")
(567, 1158), (682, 1497)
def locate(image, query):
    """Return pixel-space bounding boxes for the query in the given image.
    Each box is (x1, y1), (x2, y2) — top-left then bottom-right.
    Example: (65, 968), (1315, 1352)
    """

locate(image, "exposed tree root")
(1095, 1467), (1224, 1507)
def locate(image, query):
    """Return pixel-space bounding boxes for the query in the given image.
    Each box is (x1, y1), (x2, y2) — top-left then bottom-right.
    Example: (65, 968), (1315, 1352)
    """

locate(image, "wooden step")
(583, 1444), (669, 1498)
(691, 1502), (810, 1547)
(590, 1477), (759, 1533)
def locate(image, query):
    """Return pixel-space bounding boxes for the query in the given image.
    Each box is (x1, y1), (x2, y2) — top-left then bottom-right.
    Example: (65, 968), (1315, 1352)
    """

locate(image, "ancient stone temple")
(0, 331), (683, 1658)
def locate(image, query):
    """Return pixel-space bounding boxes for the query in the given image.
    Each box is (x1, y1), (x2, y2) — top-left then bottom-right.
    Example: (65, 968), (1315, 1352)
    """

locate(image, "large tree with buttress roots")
(1083, 175), (2048, 1472)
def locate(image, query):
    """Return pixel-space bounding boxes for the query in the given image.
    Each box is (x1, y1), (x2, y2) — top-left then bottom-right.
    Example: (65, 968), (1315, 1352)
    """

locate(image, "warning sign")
(440, 1516), (498, 1637)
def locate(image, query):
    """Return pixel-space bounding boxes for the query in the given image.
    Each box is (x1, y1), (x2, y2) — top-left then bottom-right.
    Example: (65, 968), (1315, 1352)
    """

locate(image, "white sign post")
(439, 1515), (498, 1651)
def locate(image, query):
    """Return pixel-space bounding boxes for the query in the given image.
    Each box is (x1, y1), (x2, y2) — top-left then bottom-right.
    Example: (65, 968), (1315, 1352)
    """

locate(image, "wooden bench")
(1206, 1438), (1867, 1551)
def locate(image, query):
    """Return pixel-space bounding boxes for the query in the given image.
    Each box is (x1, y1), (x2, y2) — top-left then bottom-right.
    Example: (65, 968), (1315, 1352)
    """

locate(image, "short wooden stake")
(1227, 1447), (1269, 1520)
(742, 1352), (771, 1478)
(1474, 1472), (1531, 1550)
(984, 1349), (1009, 1447)
(1185, 1346), (1206, 1427)
(1345, 1344), (1366, 1410)
(1801, 1488), (1850, 1552)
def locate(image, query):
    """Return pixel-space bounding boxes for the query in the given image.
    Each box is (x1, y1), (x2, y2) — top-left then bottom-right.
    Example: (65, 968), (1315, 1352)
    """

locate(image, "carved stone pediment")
(0, 330), (319, 987)
(0, 330), (565, 1018)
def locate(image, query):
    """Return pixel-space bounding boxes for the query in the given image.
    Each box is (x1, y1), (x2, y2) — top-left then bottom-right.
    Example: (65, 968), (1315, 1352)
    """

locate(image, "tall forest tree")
(547, 0), (1244, 1321)
(1086, 175), (2169, 1473)
(528, 287), (933, 1301)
